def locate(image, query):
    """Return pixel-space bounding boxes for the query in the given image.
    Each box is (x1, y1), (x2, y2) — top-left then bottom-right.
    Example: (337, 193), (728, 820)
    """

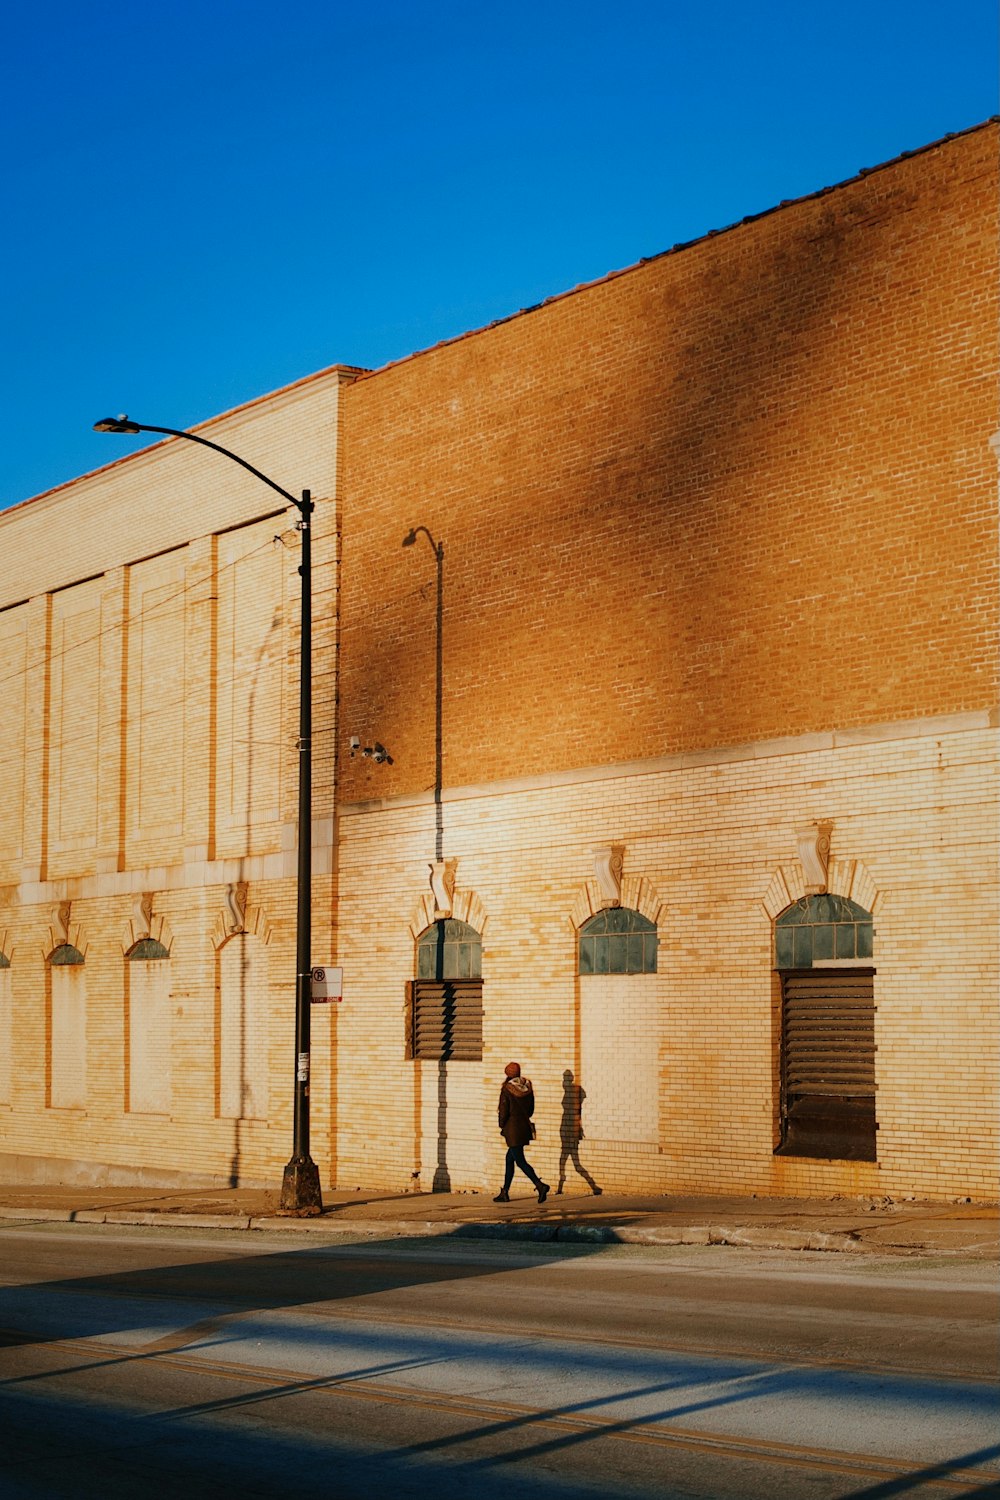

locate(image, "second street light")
(93, 415), (323, 1214)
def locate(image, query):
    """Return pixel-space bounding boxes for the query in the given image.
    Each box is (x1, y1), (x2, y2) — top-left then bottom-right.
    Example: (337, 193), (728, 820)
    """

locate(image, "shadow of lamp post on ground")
(93, 414), (323, 1214)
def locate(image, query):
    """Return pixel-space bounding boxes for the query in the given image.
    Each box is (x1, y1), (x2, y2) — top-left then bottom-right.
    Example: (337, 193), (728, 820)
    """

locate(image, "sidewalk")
(0, 1182), (996, 1257)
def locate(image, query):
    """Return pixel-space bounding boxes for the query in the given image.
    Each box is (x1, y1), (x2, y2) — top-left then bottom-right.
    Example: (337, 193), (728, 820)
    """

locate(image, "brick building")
(0, 120), (996, 1200)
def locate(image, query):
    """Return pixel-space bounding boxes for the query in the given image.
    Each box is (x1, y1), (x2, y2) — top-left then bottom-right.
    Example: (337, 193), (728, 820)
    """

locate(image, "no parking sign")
(310, 966), (343, 1003)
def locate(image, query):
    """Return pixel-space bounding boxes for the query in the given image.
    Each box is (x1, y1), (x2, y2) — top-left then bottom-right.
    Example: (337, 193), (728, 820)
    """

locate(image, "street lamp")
(93, 415), (323, 1214)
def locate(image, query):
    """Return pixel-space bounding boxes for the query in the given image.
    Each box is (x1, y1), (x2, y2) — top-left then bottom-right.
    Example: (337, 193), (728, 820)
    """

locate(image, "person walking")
(495, 1061), (549, 1204)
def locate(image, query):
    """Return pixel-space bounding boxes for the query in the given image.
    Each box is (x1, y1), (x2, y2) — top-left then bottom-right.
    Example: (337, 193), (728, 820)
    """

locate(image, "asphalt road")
(0, 1223), (997, 1499)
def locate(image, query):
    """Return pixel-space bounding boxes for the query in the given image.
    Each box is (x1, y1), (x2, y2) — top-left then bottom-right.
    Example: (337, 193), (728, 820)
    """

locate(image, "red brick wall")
(339, 124), (998, 801)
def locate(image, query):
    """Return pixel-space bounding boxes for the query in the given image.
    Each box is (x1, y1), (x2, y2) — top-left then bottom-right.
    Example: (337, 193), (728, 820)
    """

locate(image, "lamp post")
(93, 415), (323, 1213)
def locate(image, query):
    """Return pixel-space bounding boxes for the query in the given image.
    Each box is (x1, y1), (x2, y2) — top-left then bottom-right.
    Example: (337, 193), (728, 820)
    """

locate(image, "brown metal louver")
(410, 979), (483, 1062)
(779, 968), (876, 1161)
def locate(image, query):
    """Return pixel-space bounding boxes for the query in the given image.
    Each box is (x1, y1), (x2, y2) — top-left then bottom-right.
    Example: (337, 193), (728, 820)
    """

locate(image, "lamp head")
(93, 415), (142, 434)
(402, 529), (417, 547)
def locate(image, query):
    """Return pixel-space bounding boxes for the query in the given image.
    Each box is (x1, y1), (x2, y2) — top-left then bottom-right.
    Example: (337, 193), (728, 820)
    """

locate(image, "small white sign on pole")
(310, 966), (343, 1004)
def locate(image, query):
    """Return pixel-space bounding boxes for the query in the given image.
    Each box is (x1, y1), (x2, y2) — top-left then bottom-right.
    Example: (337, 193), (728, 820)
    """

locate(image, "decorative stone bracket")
(225, 881), (249, 935)
(46, 900), (88, 960)
(592, 845), (625, 906)
(570, 863), (662, 932)
(212, 883), (273, 949)
(762, 852), (881, 921)
(121, 892), (174, 956)
(429, 859), (458, 918)
(409, 869), (486, 941)
(796, 822), (833, 894)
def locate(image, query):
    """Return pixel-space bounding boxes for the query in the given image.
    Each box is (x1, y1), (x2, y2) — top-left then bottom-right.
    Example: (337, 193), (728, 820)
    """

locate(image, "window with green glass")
(416, 920), (482, 980)
(579, 908), (657, 975)
(128, 938), (170, 961)
(774, 895), (873, 970)
(50, 944), (84, 966)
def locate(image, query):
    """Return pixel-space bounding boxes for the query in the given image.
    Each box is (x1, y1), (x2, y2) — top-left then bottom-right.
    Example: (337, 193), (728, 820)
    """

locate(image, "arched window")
(775, 894), (873, 970)
(577, 908), (659, 1145)
(128, 937), (170, 961)
(50, 944), (84, 965)
(126, 938), (171, 1114)
(775, 894), (876, 1162)
(410, 920), (483, 1061)
(579, 908), (657, 975)
(416, 919), (482, 980)
(48, 945), (86, 1109)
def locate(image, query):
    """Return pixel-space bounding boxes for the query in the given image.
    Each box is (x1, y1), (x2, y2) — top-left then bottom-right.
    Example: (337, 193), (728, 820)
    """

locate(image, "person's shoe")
(493, 1190), (509, 1203)
(536, 1182), (550, 1204)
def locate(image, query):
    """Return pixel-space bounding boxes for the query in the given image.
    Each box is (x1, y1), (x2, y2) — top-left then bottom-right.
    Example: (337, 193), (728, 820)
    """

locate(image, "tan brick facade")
(338, 123), (997, 799)
(329, 714), (997, 1200)
(0, 125), (996, 1201)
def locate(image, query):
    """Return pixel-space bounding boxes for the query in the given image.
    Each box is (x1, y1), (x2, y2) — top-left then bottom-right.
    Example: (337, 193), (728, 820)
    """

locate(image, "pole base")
(279, 1155), (323, 1215)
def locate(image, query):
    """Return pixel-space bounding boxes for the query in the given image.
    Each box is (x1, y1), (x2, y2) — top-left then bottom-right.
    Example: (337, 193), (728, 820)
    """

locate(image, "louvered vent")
(782, 971), (876, 1099)
(410, 979), (483, 1062)
(778, 968), (877, 1161)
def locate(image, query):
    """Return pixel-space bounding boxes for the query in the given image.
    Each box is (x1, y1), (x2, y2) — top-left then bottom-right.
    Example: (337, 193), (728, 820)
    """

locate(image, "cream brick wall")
(333, 718), (998, 1201)
(0, 607), (28, 879)
(0, 369), (354, 1188)
(0, 131), (996, 1203)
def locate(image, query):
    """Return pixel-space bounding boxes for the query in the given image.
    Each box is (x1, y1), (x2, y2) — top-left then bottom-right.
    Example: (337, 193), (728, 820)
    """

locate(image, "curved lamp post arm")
(93, 416), (302, 511)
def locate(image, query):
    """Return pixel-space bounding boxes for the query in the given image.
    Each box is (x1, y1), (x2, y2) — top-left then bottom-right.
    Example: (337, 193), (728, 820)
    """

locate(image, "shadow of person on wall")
(556, 1069), (602, 1196)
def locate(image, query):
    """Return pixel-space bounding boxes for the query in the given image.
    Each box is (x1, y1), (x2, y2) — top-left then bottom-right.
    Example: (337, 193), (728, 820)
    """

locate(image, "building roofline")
(4, 363), (367, 519)
(348, 116), (999, 388)
(10, 117), (995, 517)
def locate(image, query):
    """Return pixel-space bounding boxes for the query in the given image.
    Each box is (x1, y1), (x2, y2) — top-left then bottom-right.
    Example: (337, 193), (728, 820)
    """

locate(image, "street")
(0, 1222), (997, 1499)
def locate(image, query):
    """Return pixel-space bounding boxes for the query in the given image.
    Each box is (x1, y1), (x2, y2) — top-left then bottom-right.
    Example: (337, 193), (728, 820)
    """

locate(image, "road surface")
(0, 1222), (997, 1498)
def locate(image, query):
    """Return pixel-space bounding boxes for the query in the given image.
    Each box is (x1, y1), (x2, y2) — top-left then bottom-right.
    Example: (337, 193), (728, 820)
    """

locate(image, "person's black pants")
(503, 1143), (541, 1191)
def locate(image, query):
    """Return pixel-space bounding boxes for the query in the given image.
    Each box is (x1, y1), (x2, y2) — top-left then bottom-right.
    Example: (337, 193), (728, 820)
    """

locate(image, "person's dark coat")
(498, 1076), (535, 1147)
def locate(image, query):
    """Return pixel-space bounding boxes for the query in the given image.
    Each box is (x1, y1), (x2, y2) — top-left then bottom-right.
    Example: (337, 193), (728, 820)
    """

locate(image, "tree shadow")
(3, 1229), (999, 1498)
(0, 1231), (603, 1356)
(556, 1069), (602, 1196)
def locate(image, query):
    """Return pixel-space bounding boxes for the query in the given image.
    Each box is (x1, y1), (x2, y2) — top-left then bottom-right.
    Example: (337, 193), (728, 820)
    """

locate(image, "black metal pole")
(280, 489), (323, 1212)
(92, 419), (322, 1214)
(434, 539), (444, 865)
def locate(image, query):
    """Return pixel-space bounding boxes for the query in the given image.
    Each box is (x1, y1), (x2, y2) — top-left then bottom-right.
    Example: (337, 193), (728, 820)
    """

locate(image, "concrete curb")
(0, 1207), (256, 1231)
(0, 1204), (865, 1251)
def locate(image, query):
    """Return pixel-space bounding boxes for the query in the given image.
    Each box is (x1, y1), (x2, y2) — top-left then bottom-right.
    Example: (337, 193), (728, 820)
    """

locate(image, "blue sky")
(2, 1), (995, 508)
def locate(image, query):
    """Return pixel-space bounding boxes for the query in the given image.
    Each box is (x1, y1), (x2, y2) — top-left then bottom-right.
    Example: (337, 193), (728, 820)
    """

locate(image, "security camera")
(357, 740), (393, 765)
(349, 736), (360, 757)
